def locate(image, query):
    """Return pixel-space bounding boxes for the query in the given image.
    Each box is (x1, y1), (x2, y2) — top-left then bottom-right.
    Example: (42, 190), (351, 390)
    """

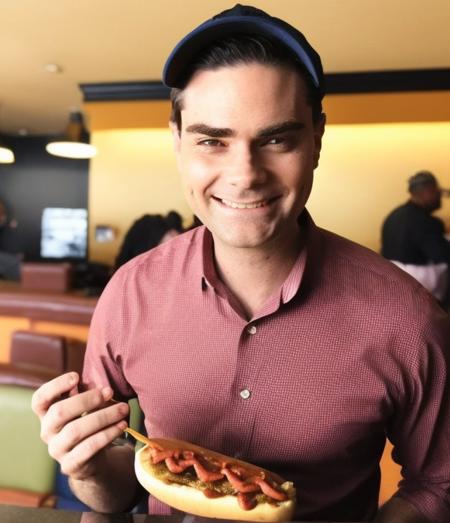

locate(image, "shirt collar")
(199, 210), (320, 306)
(201, 227), (217, 291)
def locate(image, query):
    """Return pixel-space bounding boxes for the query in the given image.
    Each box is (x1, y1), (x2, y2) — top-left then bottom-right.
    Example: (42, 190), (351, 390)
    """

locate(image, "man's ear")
(169, 121), (182, 170)
(313, 113), (326, 170)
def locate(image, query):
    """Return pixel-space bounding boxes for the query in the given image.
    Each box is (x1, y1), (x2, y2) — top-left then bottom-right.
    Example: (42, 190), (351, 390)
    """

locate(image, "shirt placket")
(223, 319), (266, 459)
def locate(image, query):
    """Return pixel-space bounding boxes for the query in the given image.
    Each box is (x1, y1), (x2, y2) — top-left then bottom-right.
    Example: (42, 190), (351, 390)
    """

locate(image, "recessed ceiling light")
(44, 63), (63, 74)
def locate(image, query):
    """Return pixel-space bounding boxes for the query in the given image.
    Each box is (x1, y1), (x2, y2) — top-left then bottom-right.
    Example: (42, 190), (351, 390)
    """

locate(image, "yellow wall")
(309, 121), (450, 252)
(87, 128), (192, 265)
(85, 92), (450, 265)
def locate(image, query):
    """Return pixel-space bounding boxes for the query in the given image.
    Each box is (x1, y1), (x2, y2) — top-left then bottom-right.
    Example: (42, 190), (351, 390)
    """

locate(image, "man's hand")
(31, 372), (129, 482)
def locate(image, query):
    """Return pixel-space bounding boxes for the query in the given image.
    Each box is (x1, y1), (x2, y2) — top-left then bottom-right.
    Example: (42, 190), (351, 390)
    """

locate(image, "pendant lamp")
(46, 111), (96, 159)
(0, 139), (15, 164)
(0, 105), (15, 163)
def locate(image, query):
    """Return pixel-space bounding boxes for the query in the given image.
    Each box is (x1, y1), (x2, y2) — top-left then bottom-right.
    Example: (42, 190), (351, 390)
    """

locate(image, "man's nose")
(226, 144), (266, 187)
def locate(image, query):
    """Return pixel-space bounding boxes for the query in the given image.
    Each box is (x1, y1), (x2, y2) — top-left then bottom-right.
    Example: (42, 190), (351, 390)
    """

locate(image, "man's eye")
(262, 137), (286, 147)
(198, 139), (223, 147)
(262, 136), (297, 151)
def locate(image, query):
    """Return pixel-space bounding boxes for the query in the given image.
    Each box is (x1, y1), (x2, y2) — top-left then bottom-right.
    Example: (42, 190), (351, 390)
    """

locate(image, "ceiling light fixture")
(0, 139), (15, 164)
(0, 104), (15, 163)
(46, 111), (97, 159)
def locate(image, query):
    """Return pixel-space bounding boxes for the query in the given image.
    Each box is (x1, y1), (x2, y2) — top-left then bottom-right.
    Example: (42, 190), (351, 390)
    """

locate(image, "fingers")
(31, 372), (79, 419)
(31, 372), (131, 481)
(40, 386), (117, 444)
(48, 401), (129, 461)
(59, 421), (128, 479)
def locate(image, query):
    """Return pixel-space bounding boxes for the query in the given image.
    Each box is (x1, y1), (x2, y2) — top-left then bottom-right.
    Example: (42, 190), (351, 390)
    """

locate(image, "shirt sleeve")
(387, 299), (450, 522)
(81, 268), (136, 400)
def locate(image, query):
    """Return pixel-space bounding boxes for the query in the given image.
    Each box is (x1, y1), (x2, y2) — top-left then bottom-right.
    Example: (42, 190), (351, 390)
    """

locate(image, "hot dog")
(126, 428), (296, 522)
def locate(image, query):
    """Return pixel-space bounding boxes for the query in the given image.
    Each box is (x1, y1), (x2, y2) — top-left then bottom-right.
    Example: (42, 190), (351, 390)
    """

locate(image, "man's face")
(172, 62), (324, 252)
(422, 183), (442, 212)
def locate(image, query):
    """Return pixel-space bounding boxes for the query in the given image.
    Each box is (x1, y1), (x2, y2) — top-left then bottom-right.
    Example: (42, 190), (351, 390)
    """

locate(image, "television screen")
(40, 207), (88, 259)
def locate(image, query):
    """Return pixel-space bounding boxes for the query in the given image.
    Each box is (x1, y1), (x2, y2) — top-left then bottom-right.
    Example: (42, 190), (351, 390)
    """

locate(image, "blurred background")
(0, 0), (449, 266)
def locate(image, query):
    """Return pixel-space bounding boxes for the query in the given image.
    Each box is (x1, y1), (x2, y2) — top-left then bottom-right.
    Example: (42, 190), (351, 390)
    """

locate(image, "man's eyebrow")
(184, 121), (305, 138)
(185, 124), (235, 137)
(257, 121), (305, 138)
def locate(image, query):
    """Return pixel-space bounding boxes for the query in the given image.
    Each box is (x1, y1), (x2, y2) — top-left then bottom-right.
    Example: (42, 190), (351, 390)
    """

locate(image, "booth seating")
(9, 330), (85, 376)
(20, 262), (72, 293)
(0, 330), (87, 508)
(0, 365), (58, 507)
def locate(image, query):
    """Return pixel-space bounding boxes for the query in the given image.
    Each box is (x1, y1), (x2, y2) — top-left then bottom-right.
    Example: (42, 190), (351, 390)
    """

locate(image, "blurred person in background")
(114, 211), (184, 270)
(0, 198), (21, 280)
(381, 170), (450, 305)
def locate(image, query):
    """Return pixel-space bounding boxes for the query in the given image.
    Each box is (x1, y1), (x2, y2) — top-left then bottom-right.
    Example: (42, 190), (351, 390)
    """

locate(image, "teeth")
(221, 198), (268, 209)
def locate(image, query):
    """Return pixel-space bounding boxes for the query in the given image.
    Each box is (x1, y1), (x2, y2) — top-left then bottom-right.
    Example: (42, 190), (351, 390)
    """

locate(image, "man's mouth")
(218, 197), (275, 209)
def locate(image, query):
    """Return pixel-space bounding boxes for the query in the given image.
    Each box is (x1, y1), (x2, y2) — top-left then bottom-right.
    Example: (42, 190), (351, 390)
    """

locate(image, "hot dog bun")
(134, 439), (296, 522)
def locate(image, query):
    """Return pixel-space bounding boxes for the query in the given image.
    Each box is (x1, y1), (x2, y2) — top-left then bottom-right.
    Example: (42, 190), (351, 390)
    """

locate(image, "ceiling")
(2, 0), (450, 136)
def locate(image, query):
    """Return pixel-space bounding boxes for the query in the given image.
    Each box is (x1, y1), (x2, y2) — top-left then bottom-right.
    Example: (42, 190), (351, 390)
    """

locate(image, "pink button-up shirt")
(83, 212), (450, 522)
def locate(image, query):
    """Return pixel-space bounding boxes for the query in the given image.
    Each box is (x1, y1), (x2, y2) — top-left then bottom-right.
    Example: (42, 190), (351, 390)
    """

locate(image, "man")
(381, 171), (450, 304)
(32, 5), (449, 522)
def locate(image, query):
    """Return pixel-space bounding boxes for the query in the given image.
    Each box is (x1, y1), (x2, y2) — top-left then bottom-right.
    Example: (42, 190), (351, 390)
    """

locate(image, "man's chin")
(212, 229), (274, 250)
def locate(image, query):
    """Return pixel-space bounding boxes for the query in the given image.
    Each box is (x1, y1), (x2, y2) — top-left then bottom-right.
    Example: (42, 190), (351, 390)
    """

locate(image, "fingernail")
(102, 387), (113, 400)
(118, 421), (128, 430)
(69, 373), (78, 386)
(119, 403), (129, 415)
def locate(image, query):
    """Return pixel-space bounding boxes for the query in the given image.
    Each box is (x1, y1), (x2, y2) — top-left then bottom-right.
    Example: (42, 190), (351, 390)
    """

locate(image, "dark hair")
(166, 210), (183, 232)
(115, 212), (184, 269)
(170, 34), (323, 130)
(408, 170), (438, 194)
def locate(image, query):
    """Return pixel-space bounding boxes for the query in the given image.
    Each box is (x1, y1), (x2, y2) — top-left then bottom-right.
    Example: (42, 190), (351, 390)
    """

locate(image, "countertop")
(0, 280), (97, 324)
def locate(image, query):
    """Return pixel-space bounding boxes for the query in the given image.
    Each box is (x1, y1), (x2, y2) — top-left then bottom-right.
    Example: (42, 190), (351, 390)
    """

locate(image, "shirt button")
(239, 388), (251, 400)
(247, 325), (257, 335)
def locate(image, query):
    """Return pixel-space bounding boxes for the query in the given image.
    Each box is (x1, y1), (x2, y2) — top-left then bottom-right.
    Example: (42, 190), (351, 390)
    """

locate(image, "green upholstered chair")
(0, 366), (58, 507)
(128, 397), (143, 434)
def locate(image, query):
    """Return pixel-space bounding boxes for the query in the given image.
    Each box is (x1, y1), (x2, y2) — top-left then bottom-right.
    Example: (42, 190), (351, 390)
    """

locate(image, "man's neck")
(212, 230), (305, 320)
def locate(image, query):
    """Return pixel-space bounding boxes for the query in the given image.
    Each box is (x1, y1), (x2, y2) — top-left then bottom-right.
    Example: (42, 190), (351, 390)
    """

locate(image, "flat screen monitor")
(40, 207), (88, 260)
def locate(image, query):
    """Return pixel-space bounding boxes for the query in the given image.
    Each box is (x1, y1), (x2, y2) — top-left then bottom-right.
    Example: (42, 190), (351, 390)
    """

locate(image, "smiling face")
(172, 62), (324, 254)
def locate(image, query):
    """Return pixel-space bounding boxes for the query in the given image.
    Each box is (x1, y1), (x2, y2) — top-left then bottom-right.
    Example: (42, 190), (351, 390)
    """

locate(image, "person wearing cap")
(381, 170), (450, 304)
(31, 5), (449, 522)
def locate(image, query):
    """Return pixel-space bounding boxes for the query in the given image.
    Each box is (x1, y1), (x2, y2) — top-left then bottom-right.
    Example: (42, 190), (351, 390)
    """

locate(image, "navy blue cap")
(163, 4), (324, 96)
